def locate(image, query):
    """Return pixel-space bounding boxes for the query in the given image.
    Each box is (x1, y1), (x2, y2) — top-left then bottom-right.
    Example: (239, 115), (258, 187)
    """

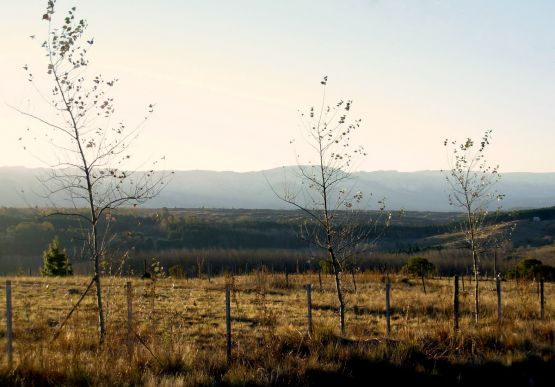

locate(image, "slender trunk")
(466, 201), (479, 326)
(472, 249), (479, 325)
(333, 268), (345, 334)
(330, 250), (345, 334)
(421, 274), (427, 294)
(92, 222), (106, 342)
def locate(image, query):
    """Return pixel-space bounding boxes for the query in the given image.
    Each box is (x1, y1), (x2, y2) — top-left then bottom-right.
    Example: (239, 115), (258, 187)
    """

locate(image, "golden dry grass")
(0, 271), (553, 386)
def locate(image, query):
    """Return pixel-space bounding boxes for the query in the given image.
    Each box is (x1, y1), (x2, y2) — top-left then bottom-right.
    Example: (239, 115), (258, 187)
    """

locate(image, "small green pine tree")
(41, 237), (73, 276)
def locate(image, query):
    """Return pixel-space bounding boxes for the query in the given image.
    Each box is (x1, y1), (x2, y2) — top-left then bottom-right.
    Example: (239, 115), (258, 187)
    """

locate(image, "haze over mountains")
(0, 166), (553, 212)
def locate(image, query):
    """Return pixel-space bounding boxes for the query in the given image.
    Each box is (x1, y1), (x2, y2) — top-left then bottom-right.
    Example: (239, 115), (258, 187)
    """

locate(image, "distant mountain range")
(0, 166), (553, 212)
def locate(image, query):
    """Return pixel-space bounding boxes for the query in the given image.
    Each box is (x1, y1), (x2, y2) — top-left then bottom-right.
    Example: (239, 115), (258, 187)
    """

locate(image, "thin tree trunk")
(472, 250), (479, 325)
(421, 274), (427, 294)
(93, 225), (106, 342)
(334, 271), (345, 334)
(331, 257), (345, 334)
(93, 269), (106, 341)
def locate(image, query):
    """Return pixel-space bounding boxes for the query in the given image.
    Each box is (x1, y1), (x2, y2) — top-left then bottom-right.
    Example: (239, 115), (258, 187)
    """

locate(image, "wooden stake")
(540, 278), (545, 320)
(126, 281), (133, 355)
(225, 285), (232, 363)
(496, 274), (502, 323)
(6, 280), (13, 369)
(385, 281), (391, 336)
(453, 275), (459, 333)
(306, 284), (313, 335)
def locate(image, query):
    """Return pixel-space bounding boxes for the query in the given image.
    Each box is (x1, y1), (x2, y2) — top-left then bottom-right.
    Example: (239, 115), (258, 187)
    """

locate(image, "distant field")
(0, 273), (553, 386)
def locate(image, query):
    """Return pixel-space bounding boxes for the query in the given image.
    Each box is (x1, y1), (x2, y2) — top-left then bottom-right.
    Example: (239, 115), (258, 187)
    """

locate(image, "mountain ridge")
(0, 166), (553, 212)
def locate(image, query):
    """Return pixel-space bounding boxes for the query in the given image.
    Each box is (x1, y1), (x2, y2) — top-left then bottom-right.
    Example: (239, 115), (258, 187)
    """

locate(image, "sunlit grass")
(0, 271), (552, 385)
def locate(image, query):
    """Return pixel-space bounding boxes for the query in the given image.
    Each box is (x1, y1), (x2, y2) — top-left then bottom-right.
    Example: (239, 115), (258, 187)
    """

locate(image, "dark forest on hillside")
(1, 207), (554, 275)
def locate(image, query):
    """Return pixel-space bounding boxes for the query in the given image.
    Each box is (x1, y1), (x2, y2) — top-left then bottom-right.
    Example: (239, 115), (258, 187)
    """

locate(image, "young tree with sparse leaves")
(406, 256), (435, 294)
(443, 130), (504, 325)
(14, 1), (168, 342)
(274, 77), (388, 334)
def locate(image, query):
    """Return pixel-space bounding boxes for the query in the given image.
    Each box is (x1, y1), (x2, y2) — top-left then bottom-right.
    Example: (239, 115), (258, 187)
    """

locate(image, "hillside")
(0, 206), (554, 275)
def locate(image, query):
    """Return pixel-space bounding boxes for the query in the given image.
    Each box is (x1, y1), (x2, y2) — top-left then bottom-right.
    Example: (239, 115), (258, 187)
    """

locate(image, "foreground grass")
(0, 272), (552, 386)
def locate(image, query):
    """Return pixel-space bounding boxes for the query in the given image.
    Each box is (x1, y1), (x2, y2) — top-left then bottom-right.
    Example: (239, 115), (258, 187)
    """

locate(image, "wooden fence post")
(496, 274), (502, 323)
(126, 281), (133, 355)
(306, 284), (313, 335)
(225, 285), (232, 363)
(540, 278), (545, 320)
(385, 281), (391, 336)
(6, 280), (13, 369)
(453, 275), (459, 333)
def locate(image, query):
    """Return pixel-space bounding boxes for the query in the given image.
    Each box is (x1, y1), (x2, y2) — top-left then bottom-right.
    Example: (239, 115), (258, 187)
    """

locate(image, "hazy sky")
(1, 0), (554, 172)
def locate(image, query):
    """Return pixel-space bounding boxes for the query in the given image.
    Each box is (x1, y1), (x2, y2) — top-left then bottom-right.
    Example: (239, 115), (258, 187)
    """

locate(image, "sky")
(1, 0), (554, 173)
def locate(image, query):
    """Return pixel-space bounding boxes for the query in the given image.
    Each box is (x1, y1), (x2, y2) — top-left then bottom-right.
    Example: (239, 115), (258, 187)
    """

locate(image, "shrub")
(168, 264), (185, 278)
(506, 258), (555, 281)
(406, 257), (435, 277)
(151, 257), (166, 279)
(41, 237), (73, 276)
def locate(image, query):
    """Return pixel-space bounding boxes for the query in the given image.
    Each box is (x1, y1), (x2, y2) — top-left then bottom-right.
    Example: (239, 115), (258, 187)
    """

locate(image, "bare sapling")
(14, 0), (169, 342)
(444, 130), (504, 325)
(270, 76), (389, 334)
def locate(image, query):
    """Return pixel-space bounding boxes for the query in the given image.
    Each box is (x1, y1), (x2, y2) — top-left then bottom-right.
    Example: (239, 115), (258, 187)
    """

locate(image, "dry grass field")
(0, 272), (553, 386)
